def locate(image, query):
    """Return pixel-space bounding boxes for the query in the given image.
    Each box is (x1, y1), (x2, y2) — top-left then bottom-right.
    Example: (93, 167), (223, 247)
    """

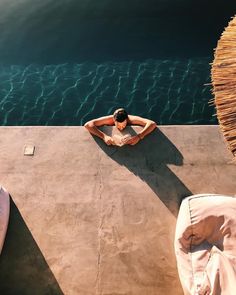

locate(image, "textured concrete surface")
(0, 126), (235, 295)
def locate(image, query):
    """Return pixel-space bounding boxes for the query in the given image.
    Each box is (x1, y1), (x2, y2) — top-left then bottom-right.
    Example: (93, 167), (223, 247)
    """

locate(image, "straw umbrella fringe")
(211, 15), (236, 157)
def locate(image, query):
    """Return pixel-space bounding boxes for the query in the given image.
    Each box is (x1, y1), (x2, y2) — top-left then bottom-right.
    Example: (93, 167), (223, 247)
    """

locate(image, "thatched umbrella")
(211, 15), (236, 158)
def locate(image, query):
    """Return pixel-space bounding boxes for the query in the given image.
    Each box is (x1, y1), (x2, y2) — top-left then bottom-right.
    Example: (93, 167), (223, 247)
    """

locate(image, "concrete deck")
(0, 126), (235, 295)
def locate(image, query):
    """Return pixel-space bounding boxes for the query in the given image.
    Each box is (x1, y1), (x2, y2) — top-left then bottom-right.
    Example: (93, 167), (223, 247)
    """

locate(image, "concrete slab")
(0, 126), (235, 295)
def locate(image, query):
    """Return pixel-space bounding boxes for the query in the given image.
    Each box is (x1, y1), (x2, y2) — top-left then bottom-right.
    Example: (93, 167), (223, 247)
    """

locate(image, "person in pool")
(84, 108), (157, 146)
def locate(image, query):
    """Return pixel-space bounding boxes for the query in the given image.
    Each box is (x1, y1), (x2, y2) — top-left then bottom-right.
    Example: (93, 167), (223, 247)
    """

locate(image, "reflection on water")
(0, 58), (215, 125)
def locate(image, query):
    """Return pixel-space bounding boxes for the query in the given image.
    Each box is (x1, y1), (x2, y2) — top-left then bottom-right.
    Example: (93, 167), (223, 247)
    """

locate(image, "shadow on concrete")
(95, 128), (192, 217)
(0, 197), (63, 295)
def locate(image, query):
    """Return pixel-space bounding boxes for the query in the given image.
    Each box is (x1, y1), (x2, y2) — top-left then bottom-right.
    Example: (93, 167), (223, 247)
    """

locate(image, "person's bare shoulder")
(85, 115), (114, 127)
(128, 115), (155, 126)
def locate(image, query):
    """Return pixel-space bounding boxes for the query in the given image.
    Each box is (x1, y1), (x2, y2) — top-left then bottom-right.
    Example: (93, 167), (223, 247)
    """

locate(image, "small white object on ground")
(24, 144), (35, 156)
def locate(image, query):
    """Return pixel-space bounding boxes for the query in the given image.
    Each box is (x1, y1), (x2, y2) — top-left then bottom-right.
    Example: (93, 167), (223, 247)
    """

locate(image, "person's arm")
(84, 115), (115, 145)
(125, 115), (157, 145)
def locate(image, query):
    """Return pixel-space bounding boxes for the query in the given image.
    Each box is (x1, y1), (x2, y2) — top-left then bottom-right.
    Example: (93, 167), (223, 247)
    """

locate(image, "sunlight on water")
(0, 58), (215, 125)
(0, 0), (234, 125)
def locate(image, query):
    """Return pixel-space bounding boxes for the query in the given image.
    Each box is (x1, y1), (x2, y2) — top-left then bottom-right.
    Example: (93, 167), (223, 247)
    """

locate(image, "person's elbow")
(149, 120), (157, 130)
(84, 120), (95, 130)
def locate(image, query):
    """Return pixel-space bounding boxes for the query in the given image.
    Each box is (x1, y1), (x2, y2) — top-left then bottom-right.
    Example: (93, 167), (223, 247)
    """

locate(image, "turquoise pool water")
(0, 0), (235, 125)
(0, 59), (213, 125)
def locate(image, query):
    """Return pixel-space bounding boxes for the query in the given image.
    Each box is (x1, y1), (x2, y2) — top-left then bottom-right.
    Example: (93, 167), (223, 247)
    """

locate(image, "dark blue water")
(0, 0), (235, 125)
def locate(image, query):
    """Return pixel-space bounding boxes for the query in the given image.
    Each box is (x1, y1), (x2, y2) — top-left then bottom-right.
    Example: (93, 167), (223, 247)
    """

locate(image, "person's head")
(113, 108), (128, 130)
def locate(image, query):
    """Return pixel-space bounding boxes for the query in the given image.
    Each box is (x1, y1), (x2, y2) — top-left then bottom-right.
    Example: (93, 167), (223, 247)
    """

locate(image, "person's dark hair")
(113, 108), (128, 122)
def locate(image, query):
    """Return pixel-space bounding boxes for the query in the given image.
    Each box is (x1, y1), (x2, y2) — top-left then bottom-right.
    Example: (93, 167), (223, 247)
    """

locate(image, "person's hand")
(120, 134), (132, 145)
(103, 135), (115, 145)
(125, 135), (141, 146)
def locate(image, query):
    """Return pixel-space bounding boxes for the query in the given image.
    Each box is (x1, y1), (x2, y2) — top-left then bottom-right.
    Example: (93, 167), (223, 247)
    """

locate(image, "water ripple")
(0, 58), (216, 125)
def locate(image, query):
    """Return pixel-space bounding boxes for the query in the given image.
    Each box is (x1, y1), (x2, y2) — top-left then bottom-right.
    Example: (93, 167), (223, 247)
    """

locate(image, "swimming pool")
(0, 0), (235, 125)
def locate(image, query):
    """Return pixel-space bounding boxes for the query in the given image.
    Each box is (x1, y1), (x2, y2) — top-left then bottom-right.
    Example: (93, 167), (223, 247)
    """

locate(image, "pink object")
(175, 194), (236, 295)
(0, 186), (10, 253)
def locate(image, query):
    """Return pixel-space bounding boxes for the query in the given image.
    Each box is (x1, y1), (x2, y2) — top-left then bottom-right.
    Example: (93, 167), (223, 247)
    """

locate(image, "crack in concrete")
(95, 149), (104, 295)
